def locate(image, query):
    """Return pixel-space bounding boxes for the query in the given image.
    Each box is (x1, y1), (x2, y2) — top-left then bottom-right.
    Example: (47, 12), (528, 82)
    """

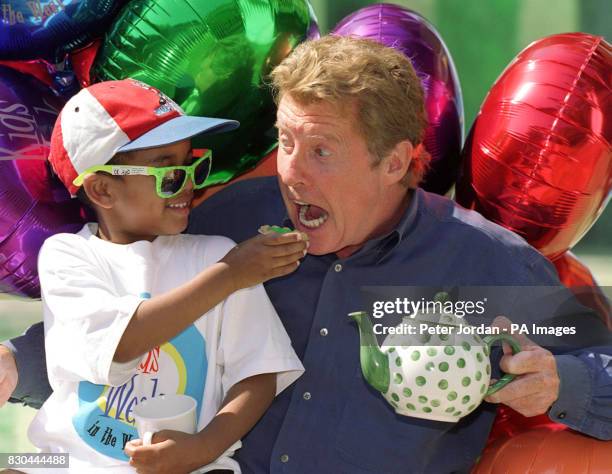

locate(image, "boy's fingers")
(268, 241), (308, 257)
(273, 250), (306, 268)
(263, 231), (308, 246)
(271, 261), (301, 278)
(124, 439), (143, 456)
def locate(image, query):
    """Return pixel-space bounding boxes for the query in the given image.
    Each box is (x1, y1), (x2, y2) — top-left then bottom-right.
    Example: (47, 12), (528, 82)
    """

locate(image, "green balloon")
(93, 0), (319, 185)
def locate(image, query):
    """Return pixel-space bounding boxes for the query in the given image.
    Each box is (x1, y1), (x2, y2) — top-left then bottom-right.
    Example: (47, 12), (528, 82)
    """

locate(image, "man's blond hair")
(270, 35), (430, 188)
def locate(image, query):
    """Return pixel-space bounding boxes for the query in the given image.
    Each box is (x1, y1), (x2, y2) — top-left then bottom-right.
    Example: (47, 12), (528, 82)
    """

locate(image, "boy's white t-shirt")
(26, 223), (304, 473)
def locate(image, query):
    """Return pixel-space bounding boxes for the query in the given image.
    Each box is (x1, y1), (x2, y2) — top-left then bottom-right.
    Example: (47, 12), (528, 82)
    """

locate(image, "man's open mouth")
(294, 200), (329, 229)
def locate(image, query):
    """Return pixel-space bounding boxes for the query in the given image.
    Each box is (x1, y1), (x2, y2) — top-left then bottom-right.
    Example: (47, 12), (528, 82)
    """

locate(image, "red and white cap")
(49, 79), (239, 196)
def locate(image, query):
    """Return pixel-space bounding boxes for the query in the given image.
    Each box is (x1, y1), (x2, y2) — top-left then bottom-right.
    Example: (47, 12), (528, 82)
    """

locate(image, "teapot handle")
(482, 334), (521, 396)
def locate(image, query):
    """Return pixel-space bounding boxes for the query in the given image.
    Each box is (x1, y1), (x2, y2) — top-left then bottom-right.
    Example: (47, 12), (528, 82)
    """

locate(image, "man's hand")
(0, 345), (18, 407)
(484, 316), (560, 417)
(125, 430), (203, 474)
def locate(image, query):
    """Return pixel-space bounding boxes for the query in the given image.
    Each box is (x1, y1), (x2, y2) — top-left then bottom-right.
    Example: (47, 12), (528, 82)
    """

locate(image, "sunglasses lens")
(160, 169), (187, 196)
(194, 156), (211, 187)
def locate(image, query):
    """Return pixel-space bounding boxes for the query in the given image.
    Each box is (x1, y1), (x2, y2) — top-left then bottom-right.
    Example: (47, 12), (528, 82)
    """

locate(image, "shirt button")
(303, 391), (312, 400)
(558, 411), (567, 419)
(280, 454), (289, 463)
(320, 328), (329, 336)
(334, 263), (343, 272)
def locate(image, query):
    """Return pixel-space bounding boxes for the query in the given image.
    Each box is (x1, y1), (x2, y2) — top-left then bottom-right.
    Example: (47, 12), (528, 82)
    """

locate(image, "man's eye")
(315, 147), (331, 157)
(279, 138), (293, 149)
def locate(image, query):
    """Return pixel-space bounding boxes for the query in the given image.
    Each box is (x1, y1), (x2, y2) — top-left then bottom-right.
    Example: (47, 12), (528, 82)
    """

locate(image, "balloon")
(193, 147), (278, 208)
(68, 39), (102, 89)
(487, 405), (566, 447)
(554, 251), (611, 328)
(92, 0), (319, 187)
(0, 59), (52, 85)
(332, 3), (464, 195)
(487, 250), (612, 444)
(473, 428), (612, 474)
(456, 33), (612, 260)
(0, 65), (64, 160)
(0, 66), (85, 298)
(0, 0), (123, 61)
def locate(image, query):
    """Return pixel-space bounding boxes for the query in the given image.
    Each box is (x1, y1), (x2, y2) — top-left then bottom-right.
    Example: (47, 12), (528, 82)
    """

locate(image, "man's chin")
(304, 235), (340, 257)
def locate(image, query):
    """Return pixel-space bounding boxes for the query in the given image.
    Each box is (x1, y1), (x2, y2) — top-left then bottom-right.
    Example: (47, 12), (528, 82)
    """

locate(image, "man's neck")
(335, 189), (413, 259)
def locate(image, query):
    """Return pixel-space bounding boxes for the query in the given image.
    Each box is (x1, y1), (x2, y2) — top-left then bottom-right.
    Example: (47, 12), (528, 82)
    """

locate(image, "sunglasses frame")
(72, 149), (212, 199)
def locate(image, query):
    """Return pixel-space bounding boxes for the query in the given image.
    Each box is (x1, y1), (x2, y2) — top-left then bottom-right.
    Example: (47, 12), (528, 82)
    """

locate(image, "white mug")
(133, 394), (197, 446)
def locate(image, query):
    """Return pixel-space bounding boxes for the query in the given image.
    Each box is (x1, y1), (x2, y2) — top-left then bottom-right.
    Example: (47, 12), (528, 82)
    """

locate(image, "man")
(2, 36), (612, 473)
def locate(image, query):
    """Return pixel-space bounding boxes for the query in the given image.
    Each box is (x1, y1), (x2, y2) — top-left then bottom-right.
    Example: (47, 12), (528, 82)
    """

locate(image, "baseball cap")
(48, 79), (239, 196)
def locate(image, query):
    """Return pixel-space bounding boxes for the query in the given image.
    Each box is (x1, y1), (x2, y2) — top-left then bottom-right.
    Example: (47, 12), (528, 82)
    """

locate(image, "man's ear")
(81, 174), (116, 209)
(383, 140), (413, 185)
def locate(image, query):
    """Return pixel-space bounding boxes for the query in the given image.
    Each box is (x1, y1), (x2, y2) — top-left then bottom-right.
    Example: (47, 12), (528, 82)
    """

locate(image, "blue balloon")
(0, 0), (124, 61)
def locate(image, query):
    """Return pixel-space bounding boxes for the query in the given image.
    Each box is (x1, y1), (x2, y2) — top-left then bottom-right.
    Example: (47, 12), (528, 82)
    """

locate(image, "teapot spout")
(349, 311), (390, 393)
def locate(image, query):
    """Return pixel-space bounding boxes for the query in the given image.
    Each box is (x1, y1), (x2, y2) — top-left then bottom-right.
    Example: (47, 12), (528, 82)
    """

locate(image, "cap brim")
(118, 116), (240, 152)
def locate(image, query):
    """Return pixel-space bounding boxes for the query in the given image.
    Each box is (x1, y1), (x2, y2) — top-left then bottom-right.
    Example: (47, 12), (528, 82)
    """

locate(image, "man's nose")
(278, 148), (307, 187)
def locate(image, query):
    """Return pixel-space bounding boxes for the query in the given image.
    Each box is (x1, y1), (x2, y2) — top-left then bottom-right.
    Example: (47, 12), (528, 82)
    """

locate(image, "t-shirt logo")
(72, 325), (206, 461)
(139, 347), (160, 374)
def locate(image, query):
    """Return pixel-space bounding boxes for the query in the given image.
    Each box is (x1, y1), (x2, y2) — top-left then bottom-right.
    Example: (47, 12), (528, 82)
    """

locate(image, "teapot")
(349, 293), (520, 422)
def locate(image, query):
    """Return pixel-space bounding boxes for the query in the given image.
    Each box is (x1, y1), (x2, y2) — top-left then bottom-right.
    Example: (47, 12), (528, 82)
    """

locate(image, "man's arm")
(1, 322), (51, 409)
(485, 252), (612, 440)
(547, 346), (612, 440)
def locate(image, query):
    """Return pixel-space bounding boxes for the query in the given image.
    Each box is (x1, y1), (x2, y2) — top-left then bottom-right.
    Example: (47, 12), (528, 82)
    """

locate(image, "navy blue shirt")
(8, 177), (612, 472)
(187, 177), (612, 473)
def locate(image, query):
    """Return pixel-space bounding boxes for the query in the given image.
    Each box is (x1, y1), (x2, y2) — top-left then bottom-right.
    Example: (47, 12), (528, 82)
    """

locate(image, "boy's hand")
(0, 345), (18, 407)
(221, 231), (308, 290)
(125, 430), (202, 474)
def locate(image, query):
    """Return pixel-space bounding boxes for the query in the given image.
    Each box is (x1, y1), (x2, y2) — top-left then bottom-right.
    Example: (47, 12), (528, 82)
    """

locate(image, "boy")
(24, 79), (305, 473)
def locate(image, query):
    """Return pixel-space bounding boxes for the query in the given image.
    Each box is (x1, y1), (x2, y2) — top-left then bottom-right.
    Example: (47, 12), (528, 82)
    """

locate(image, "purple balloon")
(0, 66), (85, 298)
(0, 0), (124, 61)
(332, 3), (464, 195)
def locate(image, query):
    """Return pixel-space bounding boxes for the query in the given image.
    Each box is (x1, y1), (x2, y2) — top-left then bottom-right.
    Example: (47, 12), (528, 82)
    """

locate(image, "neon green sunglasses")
(73, 149), (212, 199)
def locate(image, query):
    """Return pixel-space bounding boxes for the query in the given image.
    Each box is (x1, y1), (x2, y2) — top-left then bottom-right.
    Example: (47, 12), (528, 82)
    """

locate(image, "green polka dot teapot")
(349, 292), (520, 422)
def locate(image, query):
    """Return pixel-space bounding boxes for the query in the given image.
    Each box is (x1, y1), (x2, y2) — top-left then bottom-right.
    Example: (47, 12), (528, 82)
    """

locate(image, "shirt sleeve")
(216, 283), (304, 397)
(38, 236), (144, 387)
(3, 322), (52, 409)
(520, 248), (612, 440)
(549, 348), (612, 440)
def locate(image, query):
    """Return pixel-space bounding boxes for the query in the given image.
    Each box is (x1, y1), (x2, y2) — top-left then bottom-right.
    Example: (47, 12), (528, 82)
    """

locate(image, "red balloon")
(69, 39), (102, 89)
(456, 33), (612, 260)
(554, 251), (611, 329)
(487, 405), (565, 447)
(487, 251), (610, 444)
(473, 428), (612, 474)
(0, 59), (53, 85)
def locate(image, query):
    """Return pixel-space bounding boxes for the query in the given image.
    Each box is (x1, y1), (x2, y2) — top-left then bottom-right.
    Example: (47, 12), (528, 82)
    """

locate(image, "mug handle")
(482, 334), (521, 396)
(142, 431), (154, 446)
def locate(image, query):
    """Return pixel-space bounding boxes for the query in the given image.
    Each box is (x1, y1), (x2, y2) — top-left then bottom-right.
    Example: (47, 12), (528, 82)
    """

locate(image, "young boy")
(25, 79), (306, 473)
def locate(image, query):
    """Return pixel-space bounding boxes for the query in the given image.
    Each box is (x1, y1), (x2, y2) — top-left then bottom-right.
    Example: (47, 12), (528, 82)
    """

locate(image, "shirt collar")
(358, 188), (420, 262)
(281, 188), (421, 263)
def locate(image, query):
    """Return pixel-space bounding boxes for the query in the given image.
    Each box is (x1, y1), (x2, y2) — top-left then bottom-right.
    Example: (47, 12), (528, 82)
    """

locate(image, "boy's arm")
(114, 261), (235, 362)
(114, 232), (307, 363)
(125, 373), (276, 472)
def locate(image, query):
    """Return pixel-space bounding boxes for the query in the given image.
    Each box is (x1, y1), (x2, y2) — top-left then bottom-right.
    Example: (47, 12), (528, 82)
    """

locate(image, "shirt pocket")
(334, 368), (450, 474)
